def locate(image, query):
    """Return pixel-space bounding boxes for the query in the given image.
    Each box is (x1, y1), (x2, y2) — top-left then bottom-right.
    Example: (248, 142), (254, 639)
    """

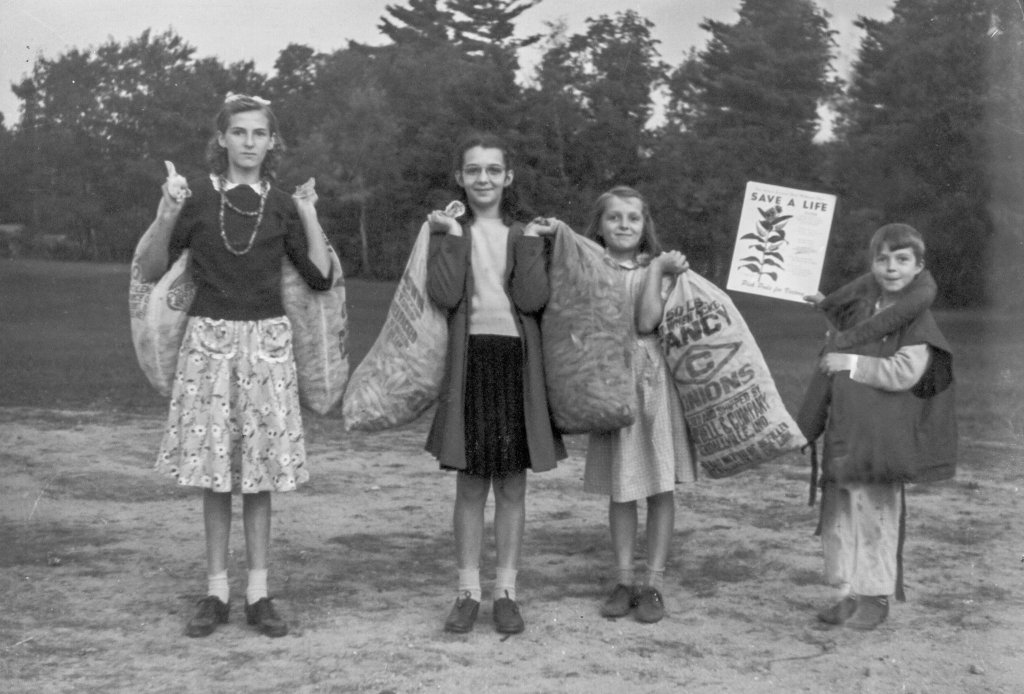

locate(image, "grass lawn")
(1, 257), (1021, 449)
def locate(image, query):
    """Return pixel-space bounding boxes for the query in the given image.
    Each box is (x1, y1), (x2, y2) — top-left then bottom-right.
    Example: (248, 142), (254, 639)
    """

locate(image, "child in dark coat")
(800, 223), (956, 630)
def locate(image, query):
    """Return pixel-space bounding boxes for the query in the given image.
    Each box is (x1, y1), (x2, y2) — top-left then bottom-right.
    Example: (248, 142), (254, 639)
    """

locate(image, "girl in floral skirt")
(137, 93), (333, 638)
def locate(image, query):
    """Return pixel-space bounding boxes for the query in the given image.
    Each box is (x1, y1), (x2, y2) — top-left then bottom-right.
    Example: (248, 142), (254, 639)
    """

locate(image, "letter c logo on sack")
(673, 342), (741, 385)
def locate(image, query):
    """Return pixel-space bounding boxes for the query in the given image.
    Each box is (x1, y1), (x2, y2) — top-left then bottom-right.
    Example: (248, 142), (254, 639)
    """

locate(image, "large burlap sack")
(130, 238), (349, 414)
(282, 244), (348, 415)
(660, 273), (805, 478)
(129, 251), (194, 397)
(342, 223), (448, 430)
(542, 224), (636, 434)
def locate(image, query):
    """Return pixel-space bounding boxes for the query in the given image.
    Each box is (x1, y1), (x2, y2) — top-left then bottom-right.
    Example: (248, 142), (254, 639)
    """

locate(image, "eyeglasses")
(461, 165), (507, 180)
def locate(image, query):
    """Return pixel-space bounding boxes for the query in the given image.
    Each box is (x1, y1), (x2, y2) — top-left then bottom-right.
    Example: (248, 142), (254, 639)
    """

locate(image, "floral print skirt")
(155, 316), (309, 493)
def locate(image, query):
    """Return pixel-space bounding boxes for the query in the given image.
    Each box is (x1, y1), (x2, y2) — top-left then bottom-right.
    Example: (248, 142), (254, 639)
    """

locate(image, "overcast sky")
(0, 0), (893, 124)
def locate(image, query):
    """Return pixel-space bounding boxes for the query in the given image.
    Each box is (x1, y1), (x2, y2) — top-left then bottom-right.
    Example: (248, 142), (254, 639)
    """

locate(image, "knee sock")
(458, 568), (482, 602)
(645, 564), (665, 592)
(246, 568), (268, 604)
(207, 571), (229, 603)
(494, 568), (518, 602)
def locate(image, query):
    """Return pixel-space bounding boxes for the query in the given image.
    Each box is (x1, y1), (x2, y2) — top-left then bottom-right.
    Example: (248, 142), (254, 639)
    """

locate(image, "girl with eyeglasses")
(424, 132), (566, 635)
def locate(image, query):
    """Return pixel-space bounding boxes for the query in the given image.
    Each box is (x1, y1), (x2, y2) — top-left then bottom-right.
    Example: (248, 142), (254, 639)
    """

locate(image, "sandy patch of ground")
(1, 407), (1022, 693)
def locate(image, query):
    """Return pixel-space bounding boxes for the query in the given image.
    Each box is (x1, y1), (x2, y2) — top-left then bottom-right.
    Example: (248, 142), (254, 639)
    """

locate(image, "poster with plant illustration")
(726, 181), (836, 302)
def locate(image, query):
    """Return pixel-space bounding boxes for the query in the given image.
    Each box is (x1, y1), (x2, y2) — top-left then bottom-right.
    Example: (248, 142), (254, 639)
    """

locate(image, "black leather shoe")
(817, 595), (858, 625)
(493, 592), (525, 634)
(245, 597), (288, 637)
(185, 596), (229, 638)
(444, 591), (480, 633)
(600, 584), (638, 618)
(634, 587), (665, 623)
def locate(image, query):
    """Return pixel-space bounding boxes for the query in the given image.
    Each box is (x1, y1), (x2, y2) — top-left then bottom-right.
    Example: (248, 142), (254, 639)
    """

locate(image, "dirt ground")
(1, 404), (1022, 693)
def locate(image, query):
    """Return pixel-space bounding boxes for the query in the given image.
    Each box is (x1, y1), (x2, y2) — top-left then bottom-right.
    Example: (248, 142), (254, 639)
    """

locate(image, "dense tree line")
(0, 0), (1021, 307)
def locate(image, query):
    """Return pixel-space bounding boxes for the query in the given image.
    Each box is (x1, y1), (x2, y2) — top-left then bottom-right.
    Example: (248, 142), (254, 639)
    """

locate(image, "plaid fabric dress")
(584, 266), (695, 502)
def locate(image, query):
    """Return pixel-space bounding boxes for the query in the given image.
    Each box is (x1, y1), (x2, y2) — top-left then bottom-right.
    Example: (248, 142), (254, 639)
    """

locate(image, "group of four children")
(136, 94), (955, 639)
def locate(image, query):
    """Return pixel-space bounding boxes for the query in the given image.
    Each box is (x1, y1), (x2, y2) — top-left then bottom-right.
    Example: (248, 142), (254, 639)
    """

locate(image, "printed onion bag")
(542, 223), (636, 434)
(342, 223), (448, 431)
(659, 273), (805, 478)
(129, 236), (349, 414)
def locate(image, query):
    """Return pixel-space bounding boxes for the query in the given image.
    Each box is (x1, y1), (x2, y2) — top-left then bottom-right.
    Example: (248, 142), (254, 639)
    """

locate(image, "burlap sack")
(282, 246), (348, 415)
(129, 251), (194, 397)
(542, 224), (636, 434)
(660, 273), (805, 478)
(342, 223), (448, 430)
(130, 240), (349, 414)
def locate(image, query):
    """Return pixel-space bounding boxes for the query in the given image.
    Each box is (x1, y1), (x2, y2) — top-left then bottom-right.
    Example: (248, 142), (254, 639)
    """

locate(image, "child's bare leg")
(454, 471), (489, 598)
(203, 490), (232, 577)
(242, 491), (271, 572)
(493, 471), (527, 599)
(241, 490), (287, 636)
(644, 491), (675, 591)
(609, 500), (639, 586)
(186, 490), (232, 637)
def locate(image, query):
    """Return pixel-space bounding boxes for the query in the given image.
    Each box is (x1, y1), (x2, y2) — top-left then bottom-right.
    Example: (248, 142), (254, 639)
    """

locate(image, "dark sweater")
(169, 178), (332, 320)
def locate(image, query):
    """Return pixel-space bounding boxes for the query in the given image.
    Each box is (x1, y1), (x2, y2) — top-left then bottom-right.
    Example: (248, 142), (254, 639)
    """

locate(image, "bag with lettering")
(342, 223), (448, 430)
(129, 250), (195, 397)
(659, 272), (805, 478)
(542, 223), (636, 434)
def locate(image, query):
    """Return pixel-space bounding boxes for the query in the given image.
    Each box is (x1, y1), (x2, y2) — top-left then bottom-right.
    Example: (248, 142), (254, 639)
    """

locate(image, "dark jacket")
(821, 306), (957, 485)
(424, 221), (566, 471)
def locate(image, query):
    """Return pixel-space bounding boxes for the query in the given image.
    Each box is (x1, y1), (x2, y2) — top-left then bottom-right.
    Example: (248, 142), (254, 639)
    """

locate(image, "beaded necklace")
(217, 176), (269, 256)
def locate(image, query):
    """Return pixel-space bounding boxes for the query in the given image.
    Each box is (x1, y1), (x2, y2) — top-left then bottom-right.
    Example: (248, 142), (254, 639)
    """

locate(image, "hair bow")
(225, 92), (272, 106)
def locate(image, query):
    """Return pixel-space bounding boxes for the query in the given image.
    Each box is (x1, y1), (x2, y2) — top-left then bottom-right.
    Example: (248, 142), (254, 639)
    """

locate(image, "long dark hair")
(451, 131), (523, 225)
(584, 186), (663, 259)
(205, 94), (285, 181)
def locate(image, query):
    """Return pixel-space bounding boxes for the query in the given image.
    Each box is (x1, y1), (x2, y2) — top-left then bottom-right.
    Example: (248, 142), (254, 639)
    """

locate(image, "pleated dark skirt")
(459, 334), (531, 478)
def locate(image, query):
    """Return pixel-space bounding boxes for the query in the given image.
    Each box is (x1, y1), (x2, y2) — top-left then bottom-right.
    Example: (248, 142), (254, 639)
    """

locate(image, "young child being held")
(802, 223), (956, 630)
(582, 186), (696, 624)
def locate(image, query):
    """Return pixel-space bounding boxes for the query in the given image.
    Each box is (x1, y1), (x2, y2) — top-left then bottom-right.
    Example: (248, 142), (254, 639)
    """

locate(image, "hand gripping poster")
(726, 181), (836, 302)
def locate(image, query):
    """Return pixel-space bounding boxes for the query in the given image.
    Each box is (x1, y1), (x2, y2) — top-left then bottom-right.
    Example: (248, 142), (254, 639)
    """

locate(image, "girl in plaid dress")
(583, 186), (696, 623)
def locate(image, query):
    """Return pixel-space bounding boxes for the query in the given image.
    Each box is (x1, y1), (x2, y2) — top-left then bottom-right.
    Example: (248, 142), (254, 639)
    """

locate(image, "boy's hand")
(804, 292), (826, 307)
(819, 352), (857, 376)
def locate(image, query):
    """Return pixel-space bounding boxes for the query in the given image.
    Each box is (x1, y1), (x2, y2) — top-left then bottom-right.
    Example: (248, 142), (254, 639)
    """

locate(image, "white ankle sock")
(246, 569), (268, 604)
(207, 571), (229, 603)
(458, 568), (481, 602)
(494, 568), (517, 602)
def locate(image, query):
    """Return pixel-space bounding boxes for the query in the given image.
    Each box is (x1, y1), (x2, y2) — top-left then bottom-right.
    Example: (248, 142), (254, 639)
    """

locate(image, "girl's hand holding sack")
(659, 272), (805, 478)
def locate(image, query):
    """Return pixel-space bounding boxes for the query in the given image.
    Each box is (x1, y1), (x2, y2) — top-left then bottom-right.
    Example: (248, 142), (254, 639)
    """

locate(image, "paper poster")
(726, 181), (836, 302)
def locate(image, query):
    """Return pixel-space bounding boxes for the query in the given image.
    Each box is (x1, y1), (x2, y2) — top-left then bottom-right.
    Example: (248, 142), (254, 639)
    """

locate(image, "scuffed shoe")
(844, 595), (889, 631)
(600, 584), (637, 618)
(444, 591), (480, 634)
(817, 595), (858, 625)
(185, 596), (229, 638)
(634, 587), (665, 624)
(245, 597), (288, 637)
(493, 591), (525, 634)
